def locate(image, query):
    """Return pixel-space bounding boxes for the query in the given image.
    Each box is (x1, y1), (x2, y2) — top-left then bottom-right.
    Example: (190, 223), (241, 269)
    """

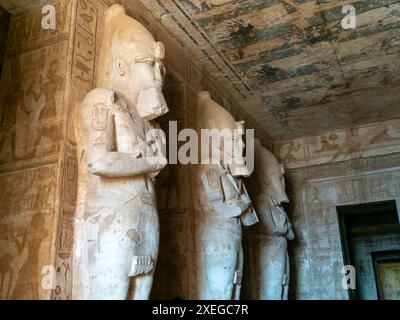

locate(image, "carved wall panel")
(0, 165), (57, 299)
(275, 119), (400, 169)
(284, 153), (400, 299)
(53, 0), (99, 300)
(0, 0), (73, 300)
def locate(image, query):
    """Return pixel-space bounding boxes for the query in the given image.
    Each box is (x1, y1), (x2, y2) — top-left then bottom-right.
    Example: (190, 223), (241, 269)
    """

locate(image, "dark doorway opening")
(337, 200), (400, 300)
(372, 250), (400, 300)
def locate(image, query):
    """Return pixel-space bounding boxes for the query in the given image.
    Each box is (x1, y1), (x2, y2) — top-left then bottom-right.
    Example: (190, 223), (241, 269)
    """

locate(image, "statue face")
(263, 163), (289, 206)
(100, 6), (169, 120)
(198, 91), (250, 176)
(113, 42), (168, 120)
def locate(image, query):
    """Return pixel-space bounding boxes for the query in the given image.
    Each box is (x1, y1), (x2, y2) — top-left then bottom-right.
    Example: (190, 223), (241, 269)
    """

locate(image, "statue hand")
(146, 156), (168, 178)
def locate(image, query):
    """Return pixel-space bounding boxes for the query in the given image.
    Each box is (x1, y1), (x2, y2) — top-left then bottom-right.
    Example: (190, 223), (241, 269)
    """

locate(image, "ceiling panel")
(132, 0), (399, 139)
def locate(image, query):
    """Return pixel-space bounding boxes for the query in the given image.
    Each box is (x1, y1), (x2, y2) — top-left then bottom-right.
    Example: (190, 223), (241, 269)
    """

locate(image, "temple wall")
(273, 129), (400, 299)
(0, 0), (73, 299)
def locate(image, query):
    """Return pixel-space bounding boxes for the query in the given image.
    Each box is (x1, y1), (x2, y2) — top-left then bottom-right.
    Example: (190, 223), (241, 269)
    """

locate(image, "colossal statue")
(246, 139), (294, 300)
(72, 5), (168, 300)
(193, 91), (258, 300)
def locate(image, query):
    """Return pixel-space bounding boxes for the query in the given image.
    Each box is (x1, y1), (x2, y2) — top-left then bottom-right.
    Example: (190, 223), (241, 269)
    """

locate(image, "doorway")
(337, 200), (400, 300)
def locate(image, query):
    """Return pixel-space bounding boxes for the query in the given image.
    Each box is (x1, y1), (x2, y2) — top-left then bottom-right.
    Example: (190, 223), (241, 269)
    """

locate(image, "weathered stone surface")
(0, 0), (72, 300)
(193, 91), (258, 300)
(284, 152), (400, 299)
(245, 139), (294, 300)
(72, 4), (168, 300)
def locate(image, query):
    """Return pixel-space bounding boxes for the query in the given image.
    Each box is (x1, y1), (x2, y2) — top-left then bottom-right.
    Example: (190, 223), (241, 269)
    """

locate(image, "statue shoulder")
(79, 88), (117, 114)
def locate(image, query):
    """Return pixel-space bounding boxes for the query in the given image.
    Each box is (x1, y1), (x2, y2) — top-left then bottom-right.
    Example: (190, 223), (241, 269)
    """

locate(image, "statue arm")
(81, 96), (166, 178)
(88, 151), (166, 178)
(255, 198), (288, 236)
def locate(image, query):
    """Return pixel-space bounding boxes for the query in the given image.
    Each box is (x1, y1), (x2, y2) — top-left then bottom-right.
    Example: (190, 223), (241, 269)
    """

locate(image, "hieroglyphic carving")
(284, 152), (400, 299)
(53, 139), (78, 300)
(72, 0), (98, 88)
(0, 0), (266, 300)
(0, 42), (66, 165)
(276, 120), (400, 169)
(0, 165), (56, 299)
(5, 1), (70, 56)
(52, 0), (99, 300)
(0, 0), (72, 301)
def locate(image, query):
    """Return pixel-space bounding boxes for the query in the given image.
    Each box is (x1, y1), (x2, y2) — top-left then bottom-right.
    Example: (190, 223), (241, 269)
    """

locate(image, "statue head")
(252, 139), (289, 206)
(97, 5), (168, 120)
(197, 91), (250, 177)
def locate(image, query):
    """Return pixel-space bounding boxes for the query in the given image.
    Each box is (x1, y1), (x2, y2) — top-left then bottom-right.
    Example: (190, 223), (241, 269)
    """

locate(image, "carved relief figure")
(193, 91), (258, 300)
(73, 5), (168, 300)
(283, 140), (301, 162)
(246, 139), (294, 300)
(11, 212), (48, 300)
(317, 134), (339, 153)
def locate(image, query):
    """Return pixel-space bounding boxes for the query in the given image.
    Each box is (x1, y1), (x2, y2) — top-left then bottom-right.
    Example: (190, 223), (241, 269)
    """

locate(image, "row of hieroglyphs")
(275, 119), (400, 169)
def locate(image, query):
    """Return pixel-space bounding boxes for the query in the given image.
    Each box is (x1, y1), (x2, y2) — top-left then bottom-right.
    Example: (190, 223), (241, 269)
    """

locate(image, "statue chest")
(113, 107), (153, 155)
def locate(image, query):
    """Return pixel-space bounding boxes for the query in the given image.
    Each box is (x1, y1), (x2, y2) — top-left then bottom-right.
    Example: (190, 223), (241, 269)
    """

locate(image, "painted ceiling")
(140, 0), (400, 141)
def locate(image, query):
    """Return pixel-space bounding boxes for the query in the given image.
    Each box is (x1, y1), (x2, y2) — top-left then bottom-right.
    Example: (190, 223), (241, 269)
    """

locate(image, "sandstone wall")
(0, 0), (73, 299)
(268, 121), (400, 299)
(243, 121), (400, 299)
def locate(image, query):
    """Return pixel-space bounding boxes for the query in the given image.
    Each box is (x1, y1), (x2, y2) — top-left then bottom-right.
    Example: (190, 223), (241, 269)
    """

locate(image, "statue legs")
(126, 211), (159, 300)
(258, 236), (289, 300)
(85, 198), (159, 300)
(195, 214), (243, 300)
